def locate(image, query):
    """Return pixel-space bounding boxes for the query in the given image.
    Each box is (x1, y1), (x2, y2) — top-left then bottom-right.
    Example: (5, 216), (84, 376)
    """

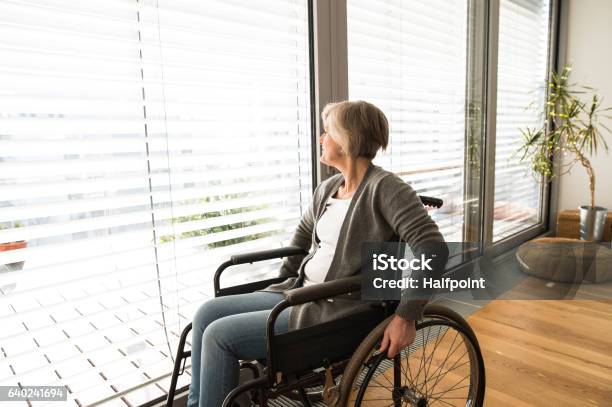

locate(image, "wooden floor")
(469, 281), (612, 406)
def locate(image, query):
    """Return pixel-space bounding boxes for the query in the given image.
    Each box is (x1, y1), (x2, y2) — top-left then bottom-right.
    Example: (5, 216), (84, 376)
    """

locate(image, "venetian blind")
(347, 0), (469, 242)
(493, 0), (551, 241)
(0, 0), (311, 405)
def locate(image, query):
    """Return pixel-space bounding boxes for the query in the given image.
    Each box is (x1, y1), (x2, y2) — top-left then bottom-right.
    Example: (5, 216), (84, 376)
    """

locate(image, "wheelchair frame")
(166, 196), (485, 407)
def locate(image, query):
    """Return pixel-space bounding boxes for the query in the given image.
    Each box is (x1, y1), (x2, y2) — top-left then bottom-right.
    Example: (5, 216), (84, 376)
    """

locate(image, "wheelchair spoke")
(367, 371), (396, 396)
(427, 381), (472, 407)
(415, 324), (433, 395)
(372, 376), (393, 389)
(419, 330), (463, 393)
(399, 344), (421, 395)
(422, 325), (438, 396)
(425, 344), (469, 401)
(409, 325), (472, 406)
(398, 349), (419, 394)
(428, 359), (470, 404)
(420, 324), (448, 395)
(402, 324), (426, 397)
(425, 349), (470, 399)
(428, 382), (471, 399)
(425, 357), (470, 390)
(414, 328), (459, 394)
(374, 364), (395, 388)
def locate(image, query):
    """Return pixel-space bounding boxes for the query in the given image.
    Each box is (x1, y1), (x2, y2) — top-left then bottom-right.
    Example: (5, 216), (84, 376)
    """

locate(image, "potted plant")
(516, 65), (612, 241)
(0, 221), (27, 271)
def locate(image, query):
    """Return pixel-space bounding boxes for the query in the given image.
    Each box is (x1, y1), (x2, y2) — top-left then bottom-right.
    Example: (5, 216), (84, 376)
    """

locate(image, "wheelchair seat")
(270, 303), (387, 375)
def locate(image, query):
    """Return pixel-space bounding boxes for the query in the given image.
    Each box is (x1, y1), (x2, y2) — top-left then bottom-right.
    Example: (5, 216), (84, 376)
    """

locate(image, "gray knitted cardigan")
(264, 164), (448, 329)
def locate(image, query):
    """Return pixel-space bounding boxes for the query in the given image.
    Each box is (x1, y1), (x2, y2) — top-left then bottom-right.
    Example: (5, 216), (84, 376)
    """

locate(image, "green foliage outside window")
(158, 192), (277, 249)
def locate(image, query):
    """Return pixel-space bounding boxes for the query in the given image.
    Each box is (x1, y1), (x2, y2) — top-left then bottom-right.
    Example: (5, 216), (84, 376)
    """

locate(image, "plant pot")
(0, 240), (27, 271)
(579, 206), (607, 241)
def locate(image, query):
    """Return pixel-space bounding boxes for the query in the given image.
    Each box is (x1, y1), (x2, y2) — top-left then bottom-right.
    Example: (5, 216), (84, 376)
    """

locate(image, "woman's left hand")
(379, 315), (416, 358)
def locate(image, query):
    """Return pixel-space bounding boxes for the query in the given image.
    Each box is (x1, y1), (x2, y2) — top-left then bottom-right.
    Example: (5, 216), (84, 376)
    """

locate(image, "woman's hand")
(379, 315), (416, 358)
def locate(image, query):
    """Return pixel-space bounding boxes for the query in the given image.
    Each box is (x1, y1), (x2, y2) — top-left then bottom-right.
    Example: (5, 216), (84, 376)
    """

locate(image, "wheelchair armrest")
(230, 246), (308, 265)
(283, 275), (361, 306)
(216, 276), (288, 297)
(214, 246), (309, 297)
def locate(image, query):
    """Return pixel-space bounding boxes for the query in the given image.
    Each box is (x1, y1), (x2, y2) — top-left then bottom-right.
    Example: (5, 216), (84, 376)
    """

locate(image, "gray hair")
(321, 100), (389, 159)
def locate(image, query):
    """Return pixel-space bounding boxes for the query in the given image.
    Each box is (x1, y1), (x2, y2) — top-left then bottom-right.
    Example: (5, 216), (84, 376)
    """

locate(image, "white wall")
(557, 0), (612, 211)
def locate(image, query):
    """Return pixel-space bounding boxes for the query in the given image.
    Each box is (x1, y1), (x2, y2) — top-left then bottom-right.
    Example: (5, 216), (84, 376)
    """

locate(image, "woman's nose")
(319, 134), (324, 144)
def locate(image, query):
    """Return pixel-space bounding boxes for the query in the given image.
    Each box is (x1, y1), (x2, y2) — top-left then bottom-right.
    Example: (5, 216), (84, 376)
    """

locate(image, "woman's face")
(319, 125), (344, 167)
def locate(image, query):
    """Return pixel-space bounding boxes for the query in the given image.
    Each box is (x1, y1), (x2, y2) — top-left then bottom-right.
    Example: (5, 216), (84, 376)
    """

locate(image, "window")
(493, 0), (551, 241)
(0, 0), (311, 405)
(347, 0), (480, 243)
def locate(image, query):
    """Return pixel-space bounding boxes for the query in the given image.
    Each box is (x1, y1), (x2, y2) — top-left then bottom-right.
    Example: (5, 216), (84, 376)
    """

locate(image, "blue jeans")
(187, 291), (289, 407)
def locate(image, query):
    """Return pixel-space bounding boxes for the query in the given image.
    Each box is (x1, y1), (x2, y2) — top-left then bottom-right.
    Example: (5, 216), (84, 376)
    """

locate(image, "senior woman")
(188, 100), (447, 407)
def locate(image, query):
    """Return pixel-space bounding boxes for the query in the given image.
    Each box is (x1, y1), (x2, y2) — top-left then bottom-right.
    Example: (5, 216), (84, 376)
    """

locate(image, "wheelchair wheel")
(337, 305), (485, 407)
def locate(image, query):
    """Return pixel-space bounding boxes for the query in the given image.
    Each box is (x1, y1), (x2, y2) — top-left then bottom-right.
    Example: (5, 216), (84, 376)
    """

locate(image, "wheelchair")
(166, 196), (485, 407)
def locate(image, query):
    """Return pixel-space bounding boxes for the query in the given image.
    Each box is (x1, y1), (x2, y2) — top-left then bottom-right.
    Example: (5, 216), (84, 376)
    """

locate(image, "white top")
(302, 196), (351, 287)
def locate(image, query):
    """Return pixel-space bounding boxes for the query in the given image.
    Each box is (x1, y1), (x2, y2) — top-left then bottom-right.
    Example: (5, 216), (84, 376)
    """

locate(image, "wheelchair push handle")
(419, 195), (443, 208)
